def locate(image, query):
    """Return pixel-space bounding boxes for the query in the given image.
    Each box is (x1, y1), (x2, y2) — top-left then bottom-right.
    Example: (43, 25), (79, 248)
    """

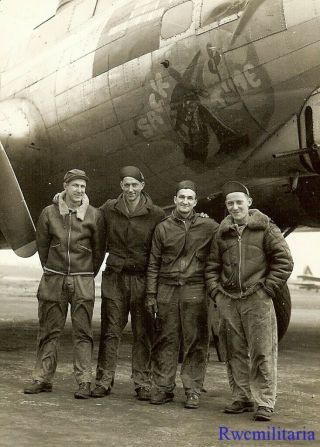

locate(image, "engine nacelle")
(0, 98), (49, 257)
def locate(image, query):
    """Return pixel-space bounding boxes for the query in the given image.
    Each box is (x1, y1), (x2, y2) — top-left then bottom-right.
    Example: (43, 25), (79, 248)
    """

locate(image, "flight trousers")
(95, 271), (152, 391)
(33, 274), (95, 385)
(152, 283), (209, 396)
(216, 288), (278, 409)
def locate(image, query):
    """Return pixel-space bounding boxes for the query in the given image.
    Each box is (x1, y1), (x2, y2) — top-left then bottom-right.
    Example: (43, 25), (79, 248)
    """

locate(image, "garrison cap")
(120, 166), (144, 183)
(222, 181), (250, 198)
(175, 180), (197, 195)
(64, 169), (88, 183)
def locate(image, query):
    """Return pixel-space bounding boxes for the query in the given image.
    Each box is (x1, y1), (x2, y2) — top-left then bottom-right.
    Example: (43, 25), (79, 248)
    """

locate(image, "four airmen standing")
(25, 169), (293, 420)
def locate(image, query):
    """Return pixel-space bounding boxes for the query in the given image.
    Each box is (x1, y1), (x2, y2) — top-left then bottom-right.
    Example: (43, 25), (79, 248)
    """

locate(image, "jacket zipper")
(67, 212), (72, 274)
(238, 234), (243, 297)
(177, 219), (188, 282)
(174, 213), (192, 281)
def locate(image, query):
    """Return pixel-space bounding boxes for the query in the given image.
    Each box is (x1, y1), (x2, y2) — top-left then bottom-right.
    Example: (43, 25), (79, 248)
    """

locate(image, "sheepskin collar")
(219, 209), (269, 235)
(53, 191), (89, 221)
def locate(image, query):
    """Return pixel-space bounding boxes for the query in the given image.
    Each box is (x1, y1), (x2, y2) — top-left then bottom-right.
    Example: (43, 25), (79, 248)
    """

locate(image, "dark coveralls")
(34, 193), (105, 385)
(95, 192), (165, 392)
(147, 210), (218, 396)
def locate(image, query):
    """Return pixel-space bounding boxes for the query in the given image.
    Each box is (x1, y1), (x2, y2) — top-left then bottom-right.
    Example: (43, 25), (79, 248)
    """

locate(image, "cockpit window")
(93, 0), (162, 76)
(200, 0), (248, 29)
(161, 1), (193, 39)
(230, 0), (285, 48)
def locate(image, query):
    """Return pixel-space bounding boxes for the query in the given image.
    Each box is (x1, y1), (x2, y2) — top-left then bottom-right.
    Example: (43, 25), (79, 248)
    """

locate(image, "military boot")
(74, 382), (91, 399)
(150, 390), (174, 405)
(91, 385), (111, 398)
(185, 393), (199, 409)
(253, 406), (273, 421)
(24, 380), (53, 394)
(224, 400), (254, 414)
(136, 388), (151, 401)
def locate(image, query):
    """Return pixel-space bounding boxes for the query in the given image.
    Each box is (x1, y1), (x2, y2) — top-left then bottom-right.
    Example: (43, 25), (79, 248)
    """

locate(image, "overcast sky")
(0, 1), (319, 278)
(0, 0), (58, 27)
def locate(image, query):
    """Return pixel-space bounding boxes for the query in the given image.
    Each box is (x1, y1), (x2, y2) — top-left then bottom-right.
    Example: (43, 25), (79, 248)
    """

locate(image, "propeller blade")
(0, 142), (36, 257)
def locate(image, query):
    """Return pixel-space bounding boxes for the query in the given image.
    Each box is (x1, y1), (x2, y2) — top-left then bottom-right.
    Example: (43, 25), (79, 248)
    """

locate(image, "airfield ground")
(0, 280), (319, 447)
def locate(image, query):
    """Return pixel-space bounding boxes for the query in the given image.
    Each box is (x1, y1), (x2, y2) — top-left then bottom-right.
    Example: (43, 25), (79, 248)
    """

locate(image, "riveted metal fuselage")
(1, 0), (320, 229)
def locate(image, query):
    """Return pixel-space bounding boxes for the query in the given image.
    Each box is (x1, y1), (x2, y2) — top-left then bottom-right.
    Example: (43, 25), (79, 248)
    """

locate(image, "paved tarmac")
(0, 280), (319, 447)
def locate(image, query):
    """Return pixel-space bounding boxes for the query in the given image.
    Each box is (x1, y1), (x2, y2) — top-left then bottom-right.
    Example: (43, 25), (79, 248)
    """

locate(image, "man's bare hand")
(146, 294), (158, 317)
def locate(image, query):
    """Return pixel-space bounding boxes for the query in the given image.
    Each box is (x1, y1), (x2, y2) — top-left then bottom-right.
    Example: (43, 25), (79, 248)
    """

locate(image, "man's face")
(120, 176), (145, 202)
(225, 192), (252, 223)
(64, 179), (86, 206)
(174, 188), (197, 216)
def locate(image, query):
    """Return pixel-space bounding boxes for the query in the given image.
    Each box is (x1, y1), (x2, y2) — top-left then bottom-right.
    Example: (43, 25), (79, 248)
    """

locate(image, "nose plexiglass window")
(200, 0), (248, 29)
(161, 1), (193, 40)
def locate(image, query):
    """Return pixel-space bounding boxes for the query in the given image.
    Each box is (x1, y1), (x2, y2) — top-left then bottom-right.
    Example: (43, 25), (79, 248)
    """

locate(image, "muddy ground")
(0, 280), (319, 447)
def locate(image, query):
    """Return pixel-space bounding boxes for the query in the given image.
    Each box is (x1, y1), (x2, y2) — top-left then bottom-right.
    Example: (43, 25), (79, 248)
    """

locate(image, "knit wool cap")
(64, 169), (88, 183)
(120, 166), (144, 182)
(175, 180), (197, 195)
(222, 181), (250, 198)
